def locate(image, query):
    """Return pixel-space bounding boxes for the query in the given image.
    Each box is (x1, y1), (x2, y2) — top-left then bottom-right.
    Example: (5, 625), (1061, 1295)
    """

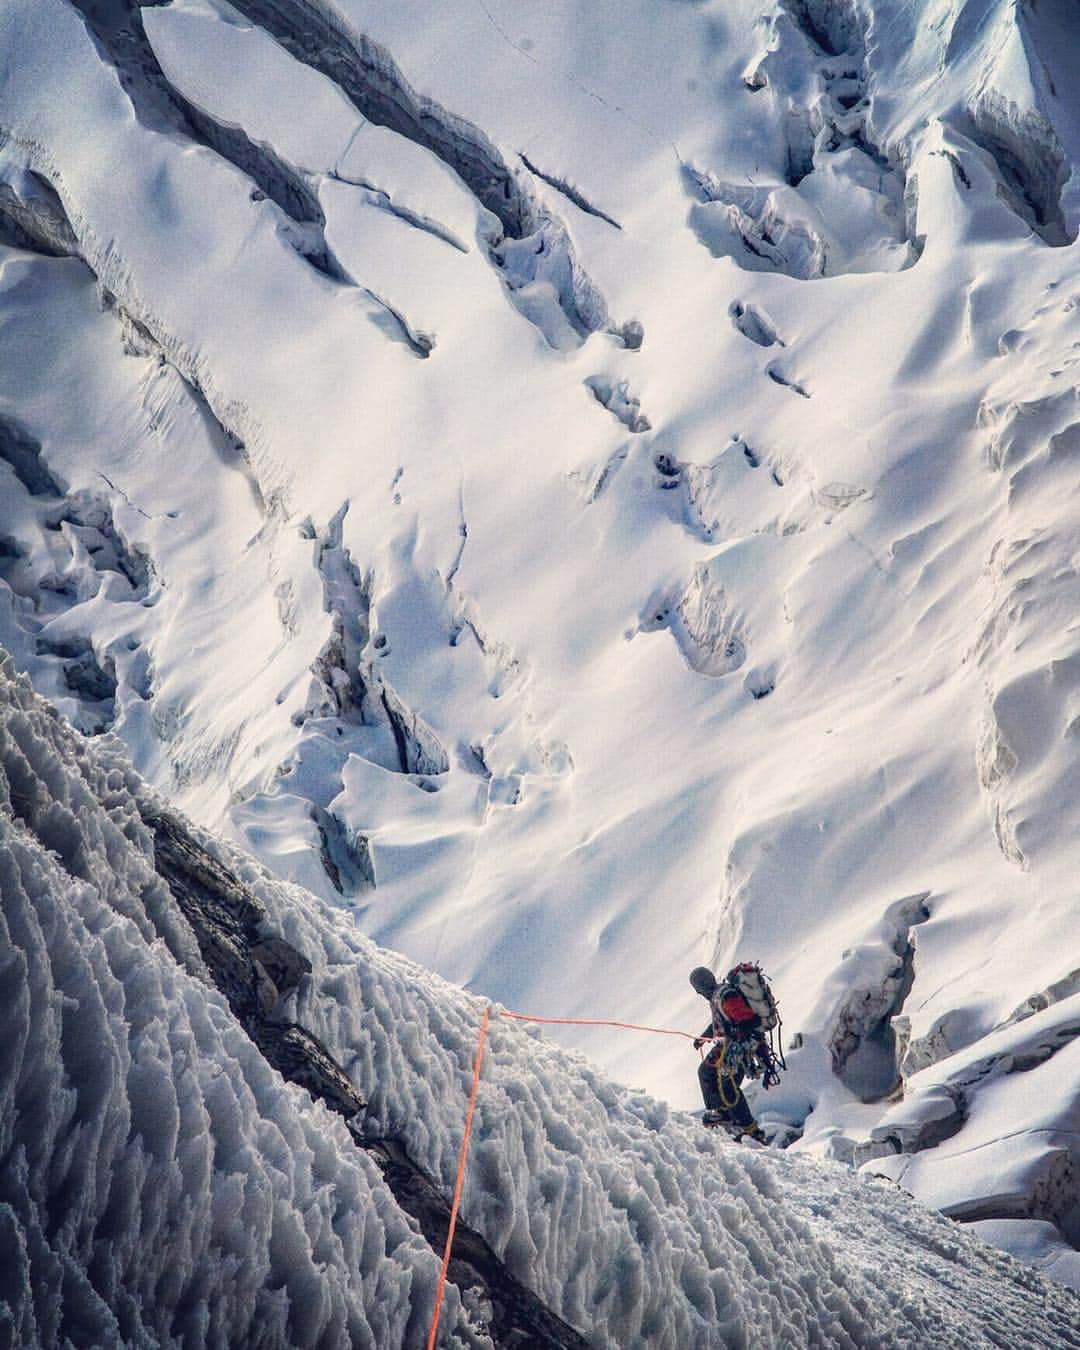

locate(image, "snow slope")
(0, 0), (1078, 1290)
(2, 653), (1079, 1348)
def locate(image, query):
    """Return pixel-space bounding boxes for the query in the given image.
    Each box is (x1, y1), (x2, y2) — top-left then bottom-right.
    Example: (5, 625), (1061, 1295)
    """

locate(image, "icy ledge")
(2, 653), (1079, 1348)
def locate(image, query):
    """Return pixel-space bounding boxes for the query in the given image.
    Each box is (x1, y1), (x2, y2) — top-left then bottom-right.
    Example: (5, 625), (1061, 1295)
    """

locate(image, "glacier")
(0, 0), (1078, 1331)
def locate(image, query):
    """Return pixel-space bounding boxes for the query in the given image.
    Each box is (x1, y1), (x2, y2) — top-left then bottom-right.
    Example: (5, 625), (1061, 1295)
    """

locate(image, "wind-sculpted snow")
(0, 152), (79, 260)
(142, 0), (612, 348)
(2, 658), (1080, 1348)
(1, 0), (1079, 1301)
(0, 657), (478, 1349)
(688, 0), (918, 280)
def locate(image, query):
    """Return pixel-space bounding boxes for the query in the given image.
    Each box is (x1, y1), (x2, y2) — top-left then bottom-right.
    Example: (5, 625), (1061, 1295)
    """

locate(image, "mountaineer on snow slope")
(690, 964), (784, 1142)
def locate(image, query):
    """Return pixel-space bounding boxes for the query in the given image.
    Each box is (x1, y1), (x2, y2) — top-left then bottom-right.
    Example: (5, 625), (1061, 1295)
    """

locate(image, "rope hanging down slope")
(426, 1007), (715, 1346)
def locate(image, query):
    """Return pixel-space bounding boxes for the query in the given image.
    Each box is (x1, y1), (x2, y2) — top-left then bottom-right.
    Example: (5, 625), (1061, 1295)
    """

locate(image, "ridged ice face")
(0, 0), (1078, 1303)
(3, 654), (1080, 1346)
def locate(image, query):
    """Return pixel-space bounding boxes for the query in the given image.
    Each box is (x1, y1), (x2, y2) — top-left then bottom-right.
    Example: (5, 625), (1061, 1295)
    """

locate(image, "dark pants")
(698, 1045), (756, 1129)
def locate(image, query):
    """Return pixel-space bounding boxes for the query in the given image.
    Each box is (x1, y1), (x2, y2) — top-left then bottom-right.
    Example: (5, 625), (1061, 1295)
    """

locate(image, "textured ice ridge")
(3, 655), (1080, 1346)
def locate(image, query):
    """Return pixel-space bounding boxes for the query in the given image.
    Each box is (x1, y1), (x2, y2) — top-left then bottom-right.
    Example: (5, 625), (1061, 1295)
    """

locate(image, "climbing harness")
(712, 1038), (741, 1109)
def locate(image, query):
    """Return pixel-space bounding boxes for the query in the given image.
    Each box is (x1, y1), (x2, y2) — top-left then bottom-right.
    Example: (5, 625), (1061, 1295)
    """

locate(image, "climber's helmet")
(689, 966), (717, 998)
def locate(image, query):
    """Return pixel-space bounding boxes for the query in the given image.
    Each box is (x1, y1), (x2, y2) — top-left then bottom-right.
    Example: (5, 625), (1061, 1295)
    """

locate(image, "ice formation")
(3, 656), (1080, 1346)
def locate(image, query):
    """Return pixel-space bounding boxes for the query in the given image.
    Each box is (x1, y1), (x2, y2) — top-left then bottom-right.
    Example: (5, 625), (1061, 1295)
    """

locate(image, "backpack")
(714, 962), (779, 1035)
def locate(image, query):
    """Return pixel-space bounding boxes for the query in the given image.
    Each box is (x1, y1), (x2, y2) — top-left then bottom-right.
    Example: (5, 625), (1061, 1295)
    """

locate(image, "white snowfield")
(2, 657), (1079, 1348)
(0, 0), (1078, 1300)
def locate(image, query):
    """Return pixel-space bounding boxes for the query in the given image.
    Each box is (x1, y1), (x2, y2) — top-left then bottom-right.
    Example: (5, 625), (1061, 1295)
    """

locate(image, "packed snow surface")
(0, 0), (1078, 1297)
(2, 656), (1079, 1347)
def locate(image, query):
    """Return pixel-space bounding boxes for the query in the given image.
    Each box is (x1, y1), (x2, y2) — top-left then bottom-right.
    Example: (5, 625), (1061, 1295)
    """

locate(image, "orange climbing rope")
(499, 1009), (707, 1041)
(425, 1005), (715, 1345)
(426, 1004), (491, 1350)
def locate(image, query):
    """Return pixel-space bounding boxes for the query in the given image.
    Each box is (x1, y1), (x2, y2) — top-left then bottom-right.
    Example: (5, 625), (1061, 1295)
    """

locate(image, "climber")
(690, 964), (783, 1143)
